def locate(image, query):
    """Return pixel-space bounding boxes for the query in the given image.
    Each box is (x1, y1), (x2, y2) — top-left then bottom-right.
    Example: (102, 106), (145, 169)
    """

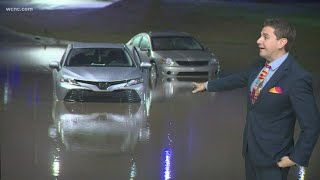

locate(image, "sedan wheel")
(149, 63), (157, 89)
(150, 63), (157, 78)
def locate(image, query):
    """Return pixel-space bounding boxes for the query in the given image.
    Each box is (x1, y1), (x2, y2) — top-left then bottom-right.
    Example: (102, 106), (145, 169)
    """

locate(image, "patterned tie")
(251, 62), (271, 104)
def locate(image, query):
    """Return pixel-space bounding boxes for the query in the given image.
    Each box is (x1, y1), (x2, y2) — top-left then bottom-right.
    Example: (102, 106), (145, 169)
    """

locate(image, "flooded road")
(1, 45), (320, 180)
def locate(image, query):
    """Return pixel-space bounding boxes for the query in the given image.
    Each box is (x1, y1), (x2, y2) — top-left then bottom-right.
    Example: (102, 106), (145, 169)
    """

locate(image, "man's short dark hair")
(264, 18), (296, 52)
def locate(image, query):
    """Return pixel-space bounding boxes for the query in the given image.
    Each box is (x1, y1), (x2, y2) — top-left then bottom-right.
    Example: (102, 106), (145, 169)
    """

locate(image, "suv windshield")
(151, 36), (204, 51)
(65, 48), (135, 67)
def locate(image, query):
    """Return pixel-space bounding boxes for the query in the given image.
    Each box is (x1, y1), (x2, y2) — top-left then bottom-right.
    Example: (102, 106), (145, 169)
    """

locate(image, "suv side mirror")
(49, 61), (60, 69)
(140, 62), (152, 69)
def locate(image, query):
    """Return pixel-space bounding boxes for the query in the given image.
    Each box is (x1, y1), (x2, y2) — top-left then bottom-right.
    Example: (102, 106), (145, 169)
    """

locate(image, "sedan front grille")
(177, 72), (208, 76)
(176, 61), (208, 66)
(64, 89), (141, 103)
(75, 80), (127, 90)
(63, 102), (140, 114)
(176, 77), (209, 82)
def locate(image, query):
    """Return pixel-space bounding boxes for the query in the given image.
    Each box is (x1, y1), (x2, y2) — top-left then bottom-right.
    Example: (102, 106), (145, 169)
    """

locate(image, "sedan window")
(139, 36), (150, 49)
(132, 36), (142, 46)
(60, 50), (67, 67)
(132, 47), (142, 65)
(65, 48), (135, 67)
(151, 37), (204, 50)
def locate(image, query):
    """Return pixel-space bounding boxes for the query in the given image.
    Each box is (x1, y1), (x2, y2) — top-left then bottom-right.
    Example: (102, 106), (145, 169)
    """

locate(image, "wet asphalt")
(0, 44), (320, 180)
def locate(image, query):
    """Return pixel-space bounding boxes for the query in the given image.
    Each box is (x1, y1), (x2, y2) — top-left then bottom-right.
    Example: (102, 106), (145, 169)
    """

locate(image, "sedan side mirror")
(140, 47), (149, 51)
(140, 62), (152, 69)
(49, 61), (60, 69)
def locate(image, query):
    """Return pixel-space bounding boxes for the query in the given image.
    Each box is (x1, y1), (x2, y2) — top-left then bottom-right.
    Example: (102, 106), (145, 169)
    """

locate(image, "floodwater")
(1, 45), (320, 180)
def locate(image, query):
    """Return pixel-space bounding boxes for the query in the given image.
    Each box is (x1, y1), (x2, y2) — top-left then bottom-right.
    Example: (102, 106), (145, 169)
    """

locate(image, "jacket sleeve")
(289, 73), (320, 167)
(207, 71), (250, 92)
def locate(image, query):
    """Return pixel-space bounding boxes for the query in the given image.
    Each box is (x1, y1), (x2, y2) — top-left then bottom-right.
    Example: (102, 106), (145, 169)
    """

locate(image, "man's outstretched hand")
(192, 82), (206, 93)
(277, 156), (295, 168)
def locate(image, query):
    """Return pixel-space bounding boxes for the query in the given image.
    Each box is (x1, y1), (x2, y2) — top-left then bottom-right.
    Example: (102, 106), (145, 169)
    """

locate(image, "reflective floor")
(1, 46), (320, 180)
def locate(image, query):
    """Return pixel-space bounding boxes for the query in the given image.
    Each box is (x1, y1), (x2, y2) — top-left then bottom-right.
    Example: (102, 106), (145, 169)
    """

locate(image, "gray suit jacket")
(207, 54), (320, 167)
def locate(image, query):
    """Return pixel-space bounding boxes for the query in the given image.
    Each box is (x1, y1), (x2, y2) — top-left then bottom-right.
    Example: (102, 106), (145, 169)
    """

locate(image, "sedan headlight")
(165, 58), (174, 65)
(125, 77), (144, 87)
(60, 78), (79, 86)
(210, 57), (219, 64)
(160, 58), (175, 66)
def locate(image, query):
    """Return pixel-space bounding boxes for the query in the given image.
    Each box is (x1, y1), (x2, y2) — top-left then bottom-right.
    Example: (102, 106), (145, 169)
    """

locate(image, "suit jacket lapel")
(253, 55), (292, 106)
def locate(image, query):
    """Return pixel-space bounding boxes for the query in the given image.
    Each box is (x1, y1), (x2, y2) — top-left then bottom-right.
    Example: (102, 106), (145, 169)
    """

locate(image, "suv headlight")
(125, 77), (144, 87)
(60, 78), (79, 86)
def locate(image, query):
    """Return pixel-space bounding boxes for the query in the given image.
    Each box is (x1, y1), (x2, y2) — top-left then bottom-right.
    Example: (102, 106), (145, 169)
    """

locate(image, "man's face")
(257, 26), (287, 62)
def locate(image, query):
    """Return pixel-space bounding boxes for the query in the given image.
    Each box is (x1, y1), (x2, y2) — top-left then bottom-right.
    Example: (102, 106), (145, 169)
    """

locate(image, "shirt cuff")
(205, 81), (208, 90)
(289, 156), (301, 167)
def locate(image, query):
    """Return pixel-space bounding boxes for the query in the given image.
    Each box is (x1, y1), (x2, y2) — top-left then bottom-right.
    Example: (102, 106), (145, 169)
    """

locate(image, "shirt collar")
(268, 52), (289, 71)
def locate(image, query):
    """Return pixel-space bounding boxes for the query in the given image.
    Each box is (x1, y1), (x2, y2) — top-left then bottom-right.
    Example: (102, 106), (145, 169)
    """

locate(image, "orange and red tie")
(251, 62), (271, 104)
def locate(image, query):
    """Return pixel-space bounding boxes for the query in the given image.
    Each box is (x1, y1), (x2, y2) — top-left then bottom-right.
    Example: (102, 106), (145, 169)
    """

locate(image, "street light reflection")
(129, 158), (137, 180)
(163, 148), (172, 180)
(4, 82), (10, 105)
(52, 158), (60, 177)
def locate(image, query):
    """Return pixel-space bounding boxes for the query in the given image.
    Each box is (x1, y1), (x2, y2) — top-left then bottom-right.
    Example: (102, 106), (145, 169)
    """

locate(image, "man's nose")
(257, 37), (262, 44)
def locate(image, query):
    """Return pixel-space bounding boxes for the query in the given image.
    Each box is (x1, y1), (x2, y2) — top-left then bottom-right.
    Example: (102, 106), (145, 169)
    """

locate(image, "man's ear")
(278, 38), (288, 49)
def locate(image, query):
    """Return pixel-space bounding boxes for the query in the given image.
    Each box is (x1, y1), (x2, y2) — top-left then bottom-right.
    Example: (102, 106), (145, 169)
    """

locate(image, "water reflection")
(52, 158), (60, 177)
(163, 148), (172, 180)
(0, 64), (21, 107)
(49, 101), (150, 179)
(129, 158), (137, 180)
(150, 76), (213, 102)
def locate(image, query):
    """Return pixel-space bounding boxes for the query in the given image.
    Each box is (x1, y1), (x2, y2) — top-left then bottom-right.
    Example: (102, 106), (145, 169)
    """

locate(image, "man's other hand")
(192, 82), (206, 93)
(277, 156), (295, 168)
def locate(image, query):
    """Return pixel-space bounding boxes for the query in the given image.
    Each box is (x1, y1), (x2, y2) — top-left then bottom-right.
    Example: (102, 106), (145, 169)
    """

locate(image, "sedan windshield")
(151, 36), (204, 51)
(65, 48), (135, 67)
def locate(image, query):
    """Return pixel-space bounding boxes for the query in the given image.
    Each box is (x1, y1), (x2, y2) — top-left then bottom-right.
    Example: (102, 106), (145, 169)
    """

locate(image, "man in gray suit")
(192, 18), (320, 180)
